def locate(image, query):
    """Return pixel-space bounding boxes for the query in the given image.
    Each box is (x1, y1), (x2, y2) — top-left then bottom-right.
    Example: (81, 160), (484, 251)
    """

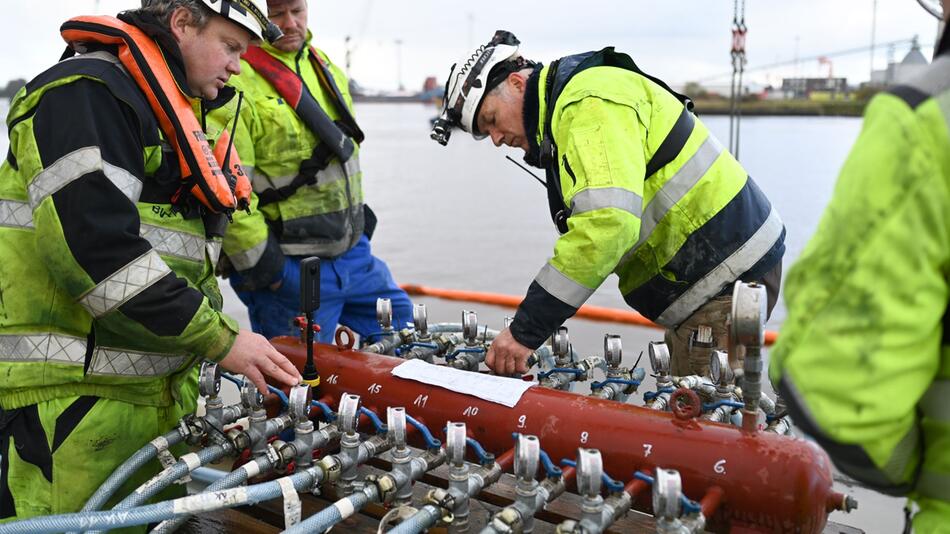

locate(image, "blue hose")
(558, 459), (621, 492)
(360, 406), (388, 434)
(590, 377), (643, 390)
(632, 471), (703, 515)
(220, 372), (289, 407)
(284, 485), (376, 534)
(151, 458), (271, 534)
(538, 449), (563, 479)
(405, 414), (441, 449)
(386, 504), (442, 534)
(537, 367), (585, 380)
(701, 399), (744, 412)
(109, 444), (228, 513)
(0, 470), (319, 534)
(311, 400), (337, 422)
(79, 428), (183, 514)
(643, 386), (675, 402)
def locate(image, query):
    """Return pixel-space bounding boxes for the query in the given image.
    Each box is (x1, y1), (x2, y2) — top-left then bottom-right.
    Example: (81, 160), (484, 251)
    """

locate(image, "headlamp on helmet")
(917, 0), (944, 19)
(431, 30), (523, 146)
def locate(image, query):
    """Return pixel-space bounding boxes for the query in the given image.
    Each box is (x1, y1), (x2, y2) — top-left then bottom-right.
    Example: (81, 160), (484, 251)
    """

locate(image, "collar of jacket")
(260, 29), (315, 63)
(117, 10), (195, 98)
(522, 64), (544, 169)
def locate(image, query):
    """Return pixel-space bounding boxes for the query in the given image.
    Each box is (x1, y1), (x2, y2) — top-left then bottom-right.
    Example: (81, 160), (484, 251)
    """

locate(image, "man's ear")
(508, 71), (528, 95)
(168, 6), (193, 42)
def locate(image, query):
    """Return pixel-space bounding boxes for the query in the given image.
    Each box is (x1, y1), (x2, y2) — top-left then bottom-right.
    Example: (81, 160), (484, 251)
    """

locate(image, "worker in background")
(214, 0), (412, 341)
(432, 31), (785, 376)
(0, 0), (300, 520)
(770, 0), (950, 530)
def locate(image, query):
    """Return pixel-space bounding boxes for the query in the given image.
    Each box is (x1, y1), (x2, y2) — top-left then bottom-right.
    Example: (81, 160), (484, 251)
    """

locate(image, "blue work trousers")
(231, 236), (412, 342)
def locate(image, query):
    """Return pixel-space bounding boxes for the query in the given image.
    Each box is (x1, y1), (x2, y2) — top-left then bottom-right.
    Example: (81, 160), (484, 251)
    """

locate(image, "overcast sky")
(1, 1), (942, 92)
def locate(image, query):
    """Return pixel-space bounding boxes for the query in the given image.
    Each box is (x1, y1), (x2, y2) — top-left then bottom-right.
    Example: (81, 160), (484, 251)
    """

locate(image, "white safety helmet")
(917, 0), (944, 19)
(431, 30), (524, 145)
(200, 0), (283, 43)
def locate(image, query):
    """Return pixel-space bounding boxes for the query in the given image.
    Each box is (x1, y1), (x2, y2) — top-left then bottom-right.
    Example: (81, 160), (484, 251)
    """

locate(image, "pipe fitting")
(462, 310), (479, 345)
(489, 507), (523, 533)
(413, 303), (430, 340)
(198, 361), (221, 398)
(316, 455), (343, 484)
(377, 297), (394, 331)
(338, 393), (361, 435)
(288, 384), (312, 423)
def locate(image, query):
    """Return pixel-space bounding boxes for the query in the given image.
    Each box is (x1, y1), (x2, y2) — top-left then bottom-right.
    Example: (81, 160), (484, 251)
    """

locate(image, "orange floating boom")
(400, 284), (779, 346)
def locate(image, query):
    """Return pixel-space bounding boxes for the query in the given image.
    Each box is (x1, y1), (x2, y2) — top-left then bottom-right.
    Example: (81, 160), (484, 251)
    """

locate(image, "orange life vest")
(60, 15), (251, 214)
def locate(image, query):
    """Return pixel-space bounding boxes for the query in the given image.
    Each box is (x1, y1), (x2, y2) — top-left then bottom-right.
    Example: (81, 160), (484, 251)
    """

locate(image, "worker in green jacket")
(770, 1), (950, 530)
(0, 0), (300, 520)
(214, 0), (412, 342)
(432, 31), (785, 376)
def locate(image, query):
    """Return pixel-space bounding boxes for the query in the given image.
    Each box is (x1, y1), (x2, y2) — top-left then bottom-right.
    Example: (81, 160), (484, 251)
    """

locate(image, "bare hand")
(485, 328), (533, 375)
(218, 329), (301, 393)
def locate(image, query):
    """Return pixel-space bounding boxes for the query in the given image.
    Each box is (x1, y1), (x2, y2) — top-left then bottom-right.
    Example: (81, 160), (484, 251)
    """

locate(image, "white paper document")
(391, 359), (535, 407)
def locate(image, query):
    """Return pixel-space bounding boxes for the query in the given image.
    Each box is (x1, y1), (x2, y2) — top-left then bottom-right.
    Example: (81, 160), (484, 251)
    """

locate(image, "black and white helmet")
(917, 0), (943, 19)
(200, 0), (283, 43)
(431, 30), (523, 145)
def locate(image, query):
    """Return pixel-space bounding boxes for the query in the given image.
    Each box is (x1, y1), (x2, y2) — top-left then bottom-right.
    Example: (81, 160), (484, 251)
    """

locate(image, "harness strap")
(60, 16), (238, 214)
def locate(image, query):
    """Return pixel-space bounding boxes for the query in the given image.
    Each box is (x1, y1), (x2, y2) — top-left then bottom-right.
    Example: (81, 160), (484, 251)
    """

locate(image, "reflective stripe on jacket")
(770, 49), (950, 530)
(0, 34), (238, 410)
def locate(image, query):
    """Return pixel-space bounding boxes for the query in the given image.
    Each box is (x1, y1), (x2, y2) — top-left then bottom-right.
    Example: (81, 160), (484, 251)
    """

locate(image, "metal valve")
(412, 304), (429, 337)
(387, 407), (407, 448)
(198, 361), (221, 398)
(288, 384), (312, 422)
(648, 341), (672, 376)
(338, 393), (361, 435)
(709, 350), (734, 386)
(514, 434), (540, 482)
(604, 334), (622, 368)
(462, 310), (478, 343)
(239, 380), (264, 410)
(731, 282), (767, 347)
(553, 327), (570, 360)
(653, 468), (683, 520)
(446, 421), (467, 467)
(577, 448), (603, 498)
(377, 298), (393, 330)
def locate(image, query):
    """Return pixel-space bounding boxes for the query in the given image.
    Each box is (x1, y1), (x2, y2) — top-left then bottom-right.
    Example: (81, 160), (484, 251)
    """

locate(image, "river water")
(0, 98), (903, 531)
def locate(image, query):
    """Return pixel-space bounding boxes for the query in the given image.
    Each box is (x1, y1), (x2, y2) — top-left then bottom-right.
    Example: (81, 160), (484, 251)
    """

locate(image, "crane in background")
(344, 0), (375, 80)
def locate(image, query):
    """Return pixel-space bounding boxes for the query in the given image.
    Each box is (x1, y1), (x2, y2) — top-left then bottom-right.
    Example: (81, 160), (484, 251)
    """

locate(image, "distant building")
(780, 77), (849, 100)
(870, 38), (929, 86)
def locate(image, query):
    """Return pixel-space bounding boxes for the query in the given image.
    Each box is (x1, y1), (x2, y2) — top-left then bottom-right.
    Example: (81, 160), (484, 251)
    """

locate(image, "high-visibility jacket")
(510, 49), (785, 349)
(216, 33), (365, 290)
(770, 42), (950, 532)
(0, 15), (239, 411)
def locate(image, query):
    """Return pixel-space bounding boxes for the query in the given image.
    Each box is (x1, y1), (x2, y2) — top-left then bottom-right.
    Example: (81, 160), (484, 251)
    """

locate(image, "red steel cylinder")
(273, 338), (840, 533)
